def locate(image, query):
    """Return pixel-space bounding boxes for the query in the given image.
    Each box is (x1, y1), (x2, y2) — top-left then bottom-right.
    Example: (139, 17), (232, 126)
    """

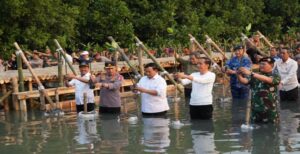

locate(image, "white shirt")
(275, 58), (298, 91)
(62, 53), (73, 65)
(137, 74), (170, 113)
(181, 71), (216, 106)
(69, 72), (94, 105)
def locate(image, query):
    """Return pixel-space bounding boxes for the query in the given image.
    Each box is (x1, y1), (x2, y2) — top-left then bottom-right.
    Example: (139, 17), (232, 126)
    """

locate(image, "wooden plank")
(0, 56), (188, 82)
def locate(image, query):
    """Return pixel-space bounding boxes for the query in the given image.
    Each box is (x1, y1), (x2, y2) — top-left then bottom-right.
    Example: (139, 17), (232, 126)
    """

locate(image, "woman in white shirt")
(177, 57), (216, 119)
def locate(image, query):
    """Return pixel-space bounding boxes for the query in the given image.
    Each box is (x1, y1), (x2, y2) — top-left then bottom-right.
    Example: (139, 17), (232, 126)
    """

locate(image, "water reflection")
(252, 124), (280, 154)
(142, 116), (170, 153)
(190, 120), (217, 153)
(99, 114), (128, 153)
(73, 118), (99, 152)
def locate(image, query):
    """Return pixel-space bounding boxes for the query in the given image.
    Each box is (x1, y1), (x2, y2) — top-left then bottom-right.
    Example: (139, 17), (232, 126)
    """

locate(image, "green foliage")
(0, 0), (300, 59)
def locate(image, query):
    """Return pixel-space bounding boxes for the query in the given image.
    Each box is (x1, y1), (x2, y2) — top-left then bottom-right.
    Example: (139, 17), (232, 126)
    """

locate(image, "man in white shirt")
(275, 48), (299, 101)
(177, 57), (216, 119)
(135, 63), (170, 116)
(65, 61), (95, 113)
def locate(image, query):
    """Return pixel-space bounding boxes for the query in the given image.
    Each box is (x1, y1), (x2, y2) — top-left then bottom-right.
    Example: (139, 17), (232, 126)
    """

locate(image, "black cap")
(105, 61), (116, 68)
(234, 45), (243, 51)
(79, 61), (89, 67)
(259, 57), (275, 64)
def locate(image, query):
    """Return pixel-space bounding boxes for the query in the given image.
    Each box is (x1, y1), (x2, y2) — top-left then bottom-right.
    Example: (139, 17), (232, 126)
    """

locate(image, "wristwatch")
(250, 71), (255, 77)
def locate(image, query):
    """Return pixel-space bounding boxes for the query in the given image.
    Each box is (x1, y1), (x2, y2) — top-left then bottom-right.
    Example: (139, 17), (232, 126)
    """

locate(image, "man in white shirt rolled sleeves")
(275, 47), (299, 101)
(134, 63), (170, 117)
(65, 61), (95, 113)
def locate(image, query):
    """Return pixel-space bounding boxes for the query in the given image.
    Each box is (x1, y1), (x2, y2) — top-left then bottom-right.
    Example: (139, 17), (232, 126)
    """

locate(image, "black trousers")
(99, 106), (121, 114)
(142, 111), (167, 118)
(280, 87), (299, 101)
(76, 103), (95, 113)
(190, 105), (213, 120)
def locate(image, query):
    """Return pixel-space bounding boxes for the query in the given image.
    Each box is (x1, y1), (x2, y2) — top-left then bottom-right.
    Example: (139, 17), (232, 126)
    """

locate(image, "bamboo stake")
(0, 90), (12, 107)
(83, 93), (87, 114)
(205, 35), (228, 59)
(137, 46), (144, 76)
(134, 36), (184, 93)
(12, 77), (20, 110)
(188, 34), (222, 72)
(54, 39), (77, 76)
(14, 42), (56, 111)
(256, 31), (274, 48)
(108, 36), (141, 80)
(241, 33), (268, 57)
(28, 78), (34, 109)
(1, 84), (9, 111)
(58, 52), (64, 87)
(16, 52), (25, 92)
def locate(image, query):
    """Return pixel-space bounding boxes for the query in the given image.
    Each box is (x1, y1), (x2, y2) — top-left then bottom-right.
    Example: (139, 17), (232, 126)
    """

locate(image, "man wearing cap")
(237, 57), (280, 123)
(91, 61), (123, 114)
(65, 61), (95, 113)
(134, 63), (170, 117)
(223, 45), (252, 100)
(274, 48), (299, 101)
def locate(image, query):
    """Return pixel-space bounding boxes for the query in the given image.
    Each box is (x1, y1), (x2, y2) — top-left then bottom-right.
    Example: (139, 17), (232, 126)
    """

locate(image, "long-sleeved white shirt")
(181, 71), (216, 106)
(137, 74), (170, 113)
(274, 58), (298, 91)
(69, 72), (94, 105)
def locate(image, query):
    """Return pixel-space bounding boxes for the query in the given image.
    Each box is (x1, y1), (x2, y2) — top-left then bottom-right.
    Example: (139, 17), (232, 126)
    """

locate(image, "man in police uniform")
(91, 61), (123, 114)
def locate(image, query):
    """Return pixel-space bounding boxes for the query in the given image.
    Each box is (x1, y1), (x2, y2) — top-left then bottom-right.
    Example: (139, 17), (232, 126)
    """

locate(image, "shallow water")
(0, 85), (300, 154)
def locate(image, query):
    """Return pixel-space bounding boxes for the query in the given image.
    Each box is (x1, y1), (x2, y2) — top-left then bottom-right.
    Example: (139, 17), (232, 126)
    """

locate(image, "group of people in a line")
(65, 38), (300, 124)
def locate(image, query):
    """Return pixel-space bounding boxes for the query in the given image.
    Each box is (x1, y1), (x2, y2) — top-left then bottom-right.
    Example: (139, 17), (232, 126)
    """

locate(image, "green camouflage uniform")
(249, 72), (281, 123)
(177, 58), (198, 89)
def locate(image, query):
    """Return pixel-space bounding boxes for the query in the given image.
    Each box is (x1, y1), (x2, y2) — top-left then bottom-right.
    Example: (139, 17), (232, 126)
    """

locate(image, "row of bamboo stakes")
(0, 32), (274, 112)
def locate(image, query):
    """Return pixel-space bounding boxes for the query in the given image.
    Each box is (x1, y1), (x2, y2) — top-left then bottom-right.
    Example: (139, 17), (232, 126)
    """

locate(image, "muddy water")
(0, 84), (299, 154)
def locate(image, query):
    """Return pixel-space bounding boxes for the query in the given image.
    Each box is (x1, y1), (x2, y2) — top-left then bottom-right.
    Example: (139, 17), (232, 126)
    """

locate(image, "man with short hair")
(223, 45), (252, 100)
(238, 57), (280, 123)
(91, 61), (123, 114)
(175, 52), (201, 98)
(135, 63), (170, 116)
(29, 52), (43, 68)
(65, 61), (95, 113)
(176, 57), (216, 119)
(270, 47), (280, 61)
(275, 48), (299, 101)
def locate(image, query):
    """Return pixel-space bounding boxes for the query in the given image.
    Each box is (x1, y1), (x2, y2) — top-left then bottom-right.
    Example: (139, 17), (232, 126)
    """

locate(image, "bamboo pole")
(188, 34), (222, 72)
(0, 89), (12, 109)
(54, 39), (77, 76)
(134, 36), (184, 93)
(205, 35), (227, 59)
(256, 31), (274, 48)
(16, 52), (25, 92)
(12, 77), (20, 110)
(241, 33), (268, 56)
(28, 77), (34, 108)
(14, 42), (56, 111)
(83, 93), (87, 114)
(137, 47), (144, 76)
(1, 84), (9, 111)
(108, 36), (141, 80)
(58, 52), (64, 87)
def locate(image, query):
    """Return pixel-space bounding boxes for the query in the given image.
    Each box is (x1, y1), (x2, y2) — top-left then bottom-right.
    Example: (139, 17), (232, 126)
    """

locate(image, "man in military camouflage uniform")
(237, 57), (280, 123)
(175, 52), (201, 98)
